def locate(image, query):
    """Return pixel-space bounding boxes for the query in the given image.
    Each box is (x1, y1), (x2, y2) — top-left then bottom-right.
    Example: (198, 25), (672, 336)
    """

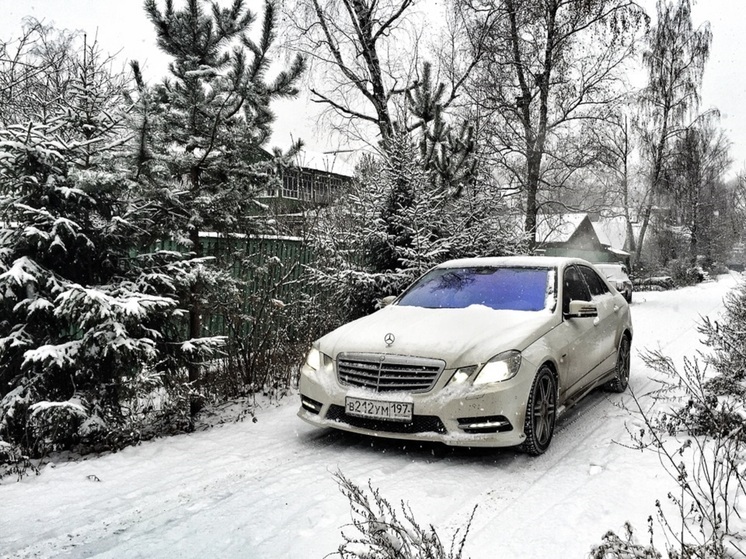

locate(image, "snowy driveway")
(0, 274), (740, 559)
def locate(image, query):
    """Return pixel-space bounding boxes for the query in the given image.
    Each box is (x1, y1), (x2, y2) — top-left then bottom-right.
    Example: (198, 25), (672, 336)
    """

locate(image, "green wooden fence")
(153, 233), (314, 339)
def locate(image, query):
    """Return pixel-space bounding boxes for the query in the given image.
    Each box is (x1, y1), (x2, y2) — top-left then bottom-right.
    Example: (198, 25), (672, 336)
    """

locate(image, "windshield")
(397, 266), (553, 311)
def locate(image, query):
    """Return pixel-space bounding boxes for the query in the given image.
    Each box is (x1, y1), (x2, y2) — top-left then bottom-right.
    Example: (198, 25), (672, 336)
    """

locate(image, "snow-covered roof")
(608, 247), (631, 257)
(535, 213), (588, 244)
(592, 223), (612, 246)
(293, 149), (355, 177)
(593, 217), (628, 250)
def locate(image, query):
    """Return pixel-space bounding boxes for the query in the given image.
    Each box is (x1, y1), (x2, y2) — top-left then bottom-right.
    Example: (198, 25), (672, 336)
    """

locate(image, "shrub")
(591, 522), (661, 559)
(593, 280), (746, 558)
(333, 471), (476, 559)
(666, 259), (704, 286)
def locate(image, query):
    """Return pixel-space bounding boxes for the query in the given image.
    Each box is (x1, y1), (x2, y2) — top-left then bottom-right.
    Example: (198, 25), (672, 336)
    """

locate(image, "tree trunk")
(188, 167), (203, 417)
(635, 110), (670, 266)
(635, 204), (652, 267)
(525, 152), (542, 251)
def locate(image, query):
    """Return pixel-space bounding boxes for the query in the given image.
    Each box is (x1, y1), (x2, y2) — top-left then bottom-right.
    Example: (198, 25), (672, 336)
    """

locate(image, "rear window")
(397, 267), (552, 311)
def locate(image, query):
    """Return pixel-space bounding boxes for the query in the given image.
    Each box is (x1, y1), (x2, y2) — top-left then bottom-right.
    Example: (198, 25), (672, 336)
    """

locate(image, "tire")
(606, 335), (631, 393)
(626, 291), (632, 303)
(521, 366), (557, 456)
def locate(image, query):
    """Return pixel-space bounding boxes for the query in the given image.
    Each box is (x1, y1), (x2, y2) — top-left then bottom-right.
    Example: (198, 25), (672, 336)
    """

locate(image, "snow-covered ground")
(1, 274), (740, 559)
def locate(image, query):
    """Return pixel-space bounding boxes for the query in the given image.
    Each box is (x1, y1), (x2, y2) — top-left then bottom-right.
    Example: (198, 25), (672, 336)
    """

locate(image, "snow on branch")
(22, 340), (81, 369)
(0, 256), (43, 288)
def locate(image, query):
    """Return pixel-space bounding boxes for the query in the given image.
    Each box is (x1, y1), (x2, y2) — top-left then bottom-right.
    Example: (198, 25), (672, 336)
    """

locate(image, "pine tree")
(405, 62), (478, 197)
(136, 0), (305, 410)
(139, 0), (305, 235)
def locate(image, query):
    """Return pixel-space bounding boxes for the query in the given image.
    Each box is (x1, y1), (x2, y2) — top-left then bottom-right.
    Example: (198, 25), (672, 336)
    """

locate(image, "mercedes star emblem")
(384, 333), (395, 346)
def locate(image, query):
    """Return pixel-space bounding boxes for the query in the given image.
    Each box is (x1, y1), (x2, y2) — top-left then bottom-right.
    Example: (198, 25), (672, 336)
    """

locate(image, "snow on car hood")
(317, 304), (559, 369)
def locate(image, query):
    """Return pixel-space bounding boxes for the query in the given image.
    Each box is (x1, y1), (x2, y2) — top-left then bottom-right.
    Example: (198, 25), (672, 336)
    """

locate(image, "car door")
(548, 264), (598, 399)
(577, 264), (618, 374)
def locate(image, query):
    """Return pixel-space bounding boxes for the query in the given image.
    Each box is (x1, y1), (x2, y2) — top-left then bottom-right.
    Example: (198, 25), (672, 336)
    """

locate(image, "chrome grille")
(337, 353), (445, 393)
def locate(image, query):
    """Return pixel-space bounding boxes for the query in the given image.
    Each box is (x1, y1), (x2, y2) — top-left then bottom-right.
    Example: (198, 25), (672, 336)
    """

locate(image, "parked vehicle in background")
(594, 262), (633, 303)
(298, 256), (633, 456)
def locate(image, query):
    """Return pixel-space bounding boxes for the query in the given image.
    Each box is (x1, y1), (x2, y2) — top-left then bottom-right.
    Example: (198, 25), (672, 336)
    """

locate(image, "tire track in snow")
(3, 410), (341, 558)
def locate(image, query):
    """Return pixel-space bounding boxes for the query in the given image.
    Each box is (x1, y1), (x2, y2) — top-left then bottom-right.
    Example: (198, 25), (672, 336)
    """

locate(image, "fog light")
(301, 396), (322, 414)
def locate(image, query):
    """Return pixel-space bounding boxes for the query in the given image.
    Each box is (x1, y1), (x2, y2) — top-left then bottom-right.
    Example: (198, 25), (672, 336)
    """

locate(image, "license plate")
(345, 397), (413, 422)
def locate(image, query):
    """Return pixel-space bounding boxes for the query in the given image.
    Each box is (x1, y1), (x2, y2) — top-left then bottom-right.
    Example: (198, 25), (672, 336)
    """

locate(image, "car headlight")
(473, 350), (522, 385)
(304, 347), (333, 373)
(448, 365), (478, 385)
(305, 347), (321, 370)
(447, 351), (523, 386)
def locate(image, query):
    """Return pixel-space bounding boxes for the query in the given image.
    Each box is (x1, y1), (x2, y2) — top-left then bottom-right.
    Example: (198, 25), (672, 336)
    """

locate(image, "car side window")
(562, 265), (592, 313)
(578, 265), (611, 297)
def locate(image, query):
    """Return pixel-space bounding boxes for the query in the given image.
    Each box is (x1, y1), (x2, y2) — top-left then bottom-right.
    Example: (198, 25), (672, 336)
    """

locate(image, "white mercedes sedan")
(298, 256), (632, 455)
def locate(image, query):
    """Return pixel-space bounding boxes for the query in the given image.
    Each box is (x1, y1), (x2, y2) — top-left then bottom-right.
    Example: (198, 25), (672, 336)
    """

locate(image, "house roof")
(293, 149), (355, 176)
(535, 213), (589, 244)
(592, 224), (612, 246)
(593, 217), (628, 250)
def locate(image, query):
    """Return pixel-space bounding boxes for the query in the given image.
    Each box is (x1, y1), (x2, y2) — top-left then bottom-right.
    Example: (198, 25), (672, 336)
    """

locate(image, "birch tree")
(635, 0), (711, 265)
(281, 0), (481, 192)
(668, 120), (731, 262)
(593, 109), (639, 255)
(0, 20), (77, 126)
(458, 0), (645, 249)
(281, 0), (419, 145)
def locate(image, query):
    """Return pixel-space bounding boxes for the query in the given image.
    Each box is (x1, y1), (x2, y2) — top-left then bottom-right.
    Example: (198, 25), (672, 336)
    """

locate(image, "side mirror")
(566, 300), (598, 318)
(379, 295), (397, 308)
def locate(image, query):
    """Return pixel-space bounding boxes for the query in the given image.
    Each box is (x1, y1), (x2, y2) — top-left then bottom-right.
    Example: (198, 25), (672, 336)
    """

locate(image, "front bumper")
(297, 359), (537, 448)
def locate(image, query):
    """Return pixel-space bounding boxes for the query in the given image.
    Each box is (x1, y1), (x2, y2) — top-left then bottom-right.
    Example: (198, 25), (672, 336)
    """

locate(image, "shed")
(535, 213), (609, 262)
(592, 217), (632, 267)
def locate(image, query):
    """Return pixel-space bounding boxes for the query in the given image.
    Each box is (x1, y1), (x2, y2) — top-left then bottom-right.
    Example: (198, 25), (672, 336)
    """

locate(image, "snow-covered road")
(1, 274), (740, 559)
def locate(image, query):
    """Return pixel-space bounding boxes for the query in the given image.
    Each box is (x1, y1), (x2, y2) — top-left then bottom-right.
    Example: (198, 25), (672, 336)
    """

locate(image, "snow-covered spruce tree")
(136, 0), (305, 408)
(0, 35), (224, 465)
(306, 132), (525, 330)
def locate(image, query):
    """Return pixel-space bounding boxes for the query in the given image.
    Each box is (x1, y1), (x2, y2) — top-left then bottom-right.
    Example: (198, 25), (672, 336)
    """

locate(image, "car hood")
(317, 304), (560, 369)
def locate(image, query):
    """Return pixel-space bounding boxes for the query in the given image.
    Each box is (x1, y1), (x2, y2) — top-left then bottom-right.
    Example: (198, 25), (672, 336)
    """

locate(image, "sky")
(1, 0), (745, 175)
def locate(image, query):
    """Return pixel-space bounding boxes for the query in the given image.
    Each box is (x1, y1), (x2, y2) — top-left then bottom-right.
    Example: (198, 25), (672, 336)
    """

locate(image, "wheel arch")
(540, 359), (559, 382)
(620, 327), (633, 345)
(537, 358), (561, 396)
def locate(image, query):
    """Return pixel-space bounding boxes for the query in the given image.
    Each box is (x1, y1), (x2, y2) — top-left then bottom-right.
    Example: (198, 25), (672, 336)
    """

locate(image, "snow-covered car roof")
(594, 262), (626, 270)
(435, 255), (591, 269)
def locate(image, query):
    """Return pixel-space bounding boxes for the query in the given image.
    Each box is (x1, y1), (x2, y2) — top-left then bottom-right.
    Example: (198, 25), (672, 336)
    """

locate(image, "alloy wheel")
(523, 367), (557, 455)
